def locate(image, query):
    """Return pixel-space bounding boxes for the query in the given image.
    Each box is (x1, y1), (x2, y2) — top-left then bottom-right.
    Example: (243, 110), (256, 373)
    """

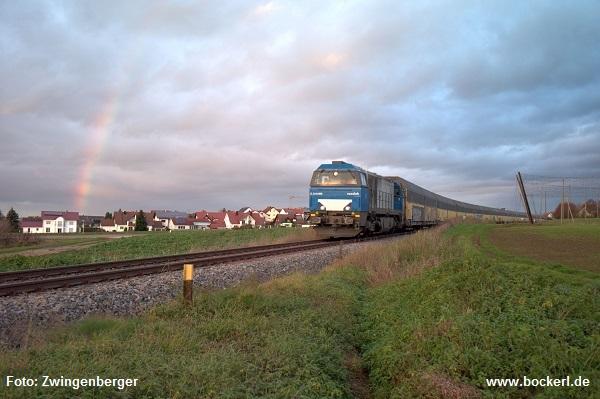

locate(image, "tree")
(105, 211), (113, 219)
(0, 209), (4, 219)
(552, 202), (578, 219)
(134, 210), (148, 231)
(6, 208), (20, 232)
(580, 199), (598, 218)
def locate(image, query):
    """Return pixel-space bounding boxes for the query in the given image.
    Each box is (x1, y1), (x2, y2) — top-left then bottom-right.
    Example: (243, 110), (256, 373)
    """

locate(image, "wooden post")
(183, 264), (193, 305)
(516, 172), (534, 224)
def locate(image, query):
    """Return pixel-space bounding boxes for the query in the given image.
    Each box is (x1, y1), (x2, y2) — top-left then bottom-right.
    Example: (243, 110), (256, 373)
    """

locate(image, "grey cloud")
(1, 0), (599, 215)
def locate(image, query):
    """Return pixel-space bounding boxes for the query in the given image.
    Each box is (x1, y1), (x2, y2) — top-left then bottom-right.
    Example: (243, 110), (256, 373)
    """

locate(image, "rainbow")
(74, 95), (118, 212)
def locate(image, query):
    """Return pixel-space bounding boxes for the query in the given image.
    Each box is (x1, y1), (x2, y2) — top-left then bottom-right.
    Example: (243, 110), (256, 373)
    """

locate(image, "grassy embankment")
(0, 236), (112, 257)
(0, 228), (317, 272)
(1, 222), (598, 398)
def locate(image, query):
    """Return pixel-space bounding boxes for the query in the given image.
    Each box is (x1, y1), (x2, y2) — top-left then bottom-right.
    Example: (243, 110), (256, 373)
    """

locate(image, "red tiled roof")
(209, 219), (226, 229)
(226, 211), (242, 225)
(41, 211), (79, 221)
(100, 218), (114, 227)
(113, 211), (133, 226)
(22, 217), (43, 228)
(195, 211), (227, 221)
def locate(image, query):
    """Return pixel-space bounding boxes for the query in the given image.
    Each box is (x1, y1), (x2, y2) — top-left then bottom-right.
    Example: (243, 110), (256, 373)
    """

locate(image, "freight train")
(308, 161), (526, 238)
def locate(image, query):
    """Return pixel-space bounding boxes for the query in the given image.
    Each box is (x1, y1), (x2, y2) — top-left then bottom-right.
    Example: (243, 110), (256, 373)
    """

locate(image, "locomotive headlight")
(320, 205), (325, 210)
(344, 205), (351, 211)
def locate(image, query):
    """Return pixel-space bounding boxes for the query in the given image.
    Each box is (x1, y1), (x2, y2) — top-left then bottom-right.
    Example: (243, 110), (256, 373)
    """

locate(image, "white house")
(262, 206), (280, 223)
(29, 211), (80, 234)
(21, 218), (44, 233)
(153, 210), (189, 228)
(191, 219), (211, 230)
(168, 217), (192, 230)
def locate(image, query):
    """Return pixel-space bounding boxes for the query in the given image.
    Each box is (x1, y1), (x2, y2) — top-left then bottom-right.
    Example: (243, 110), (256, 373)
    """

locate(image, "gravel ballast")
(0, 239), (394, 347)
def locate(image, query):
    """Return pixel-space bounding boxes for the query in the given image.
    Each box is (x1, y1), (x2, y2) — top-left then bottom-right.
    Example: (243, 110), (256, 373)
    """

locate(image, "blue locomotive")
(309, 161), (525, 238)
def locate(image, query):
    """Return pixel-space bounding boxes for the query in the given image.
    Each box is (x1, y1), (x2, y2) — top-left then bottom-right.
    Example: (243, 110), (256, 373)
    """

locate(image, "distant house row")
(21, 207), (308, 233)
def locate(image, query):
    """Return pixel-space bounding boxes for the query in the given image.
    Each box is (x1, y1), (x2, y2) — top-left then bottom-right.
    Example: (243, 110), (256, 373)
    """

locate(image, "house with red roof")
(21, 217), (44, 233)
(252, 212), (266, 228)
(195, 210), (227, 229)
(22, 211), (80, 233)
(209, 218), (226, 229)
(27, 211), (81, 233)
(168, 217), (193, 230)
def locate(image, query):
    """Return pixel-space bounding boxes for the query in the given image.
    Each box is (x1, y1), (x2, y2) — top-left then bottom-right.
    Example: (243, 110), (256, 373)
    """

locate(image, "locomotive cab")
(308, 162), (368, 238)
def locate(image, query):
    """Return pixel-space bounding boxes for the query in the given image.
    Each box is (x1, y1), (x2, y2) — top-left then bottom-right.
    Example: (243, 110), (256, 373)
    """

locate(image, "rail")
(0, 233), (407, 296)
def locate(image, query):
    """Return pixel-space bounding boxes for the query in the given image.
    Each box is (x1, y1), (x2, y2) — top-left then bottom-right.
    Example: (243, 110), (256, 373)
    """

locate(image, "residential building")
(35, 211), (80, 233)
(191, 219), (211, 230)
(21, 217), (44, 233)
(262, 206), (280, 223)
(168, 217), (192, 230)
(153, 210), (189, 228)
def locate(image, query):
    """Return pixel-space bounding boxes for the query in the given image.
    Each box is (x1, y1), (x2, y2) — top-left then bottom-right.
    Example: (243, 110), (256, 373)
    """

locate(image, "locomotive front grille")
(325, 215), (355, 225)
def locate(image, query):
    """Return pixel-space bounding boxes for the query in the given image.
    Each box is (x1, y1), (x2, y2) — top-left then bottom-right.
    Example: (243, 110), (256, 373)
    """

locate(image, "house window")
(68, 221), (74, 225)
(45, 220), (51, 225)
(46, 228), (50, 233)
(57, 221), (63, 227)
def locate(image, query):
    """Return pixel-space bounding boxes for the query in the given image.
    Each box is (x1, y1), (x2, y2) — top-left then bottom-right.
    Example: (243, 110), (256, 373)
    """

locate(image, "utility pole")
(516, 171), (534, 224)
(561, 178), (565, 224)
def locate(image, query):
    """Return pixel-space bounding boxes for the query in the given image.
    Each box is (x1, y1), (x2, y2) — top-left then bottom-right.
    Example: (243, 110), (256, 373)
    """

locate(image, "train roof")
(315, 161), (365, 171)
(387, 176), (527, 217)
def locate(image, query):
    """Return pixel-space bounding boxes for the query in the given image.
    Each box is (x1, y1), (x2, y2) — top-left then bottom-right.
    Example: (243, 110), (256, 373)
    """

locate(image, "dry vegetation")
(0, 220), (40, 248)
(329, 223), (458, 285)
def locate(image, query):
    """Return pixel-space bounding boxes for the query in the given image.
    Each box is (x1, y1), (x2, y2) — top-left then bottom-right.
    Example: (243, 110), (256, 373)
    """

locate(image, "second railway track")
(0, 233), (407, 297)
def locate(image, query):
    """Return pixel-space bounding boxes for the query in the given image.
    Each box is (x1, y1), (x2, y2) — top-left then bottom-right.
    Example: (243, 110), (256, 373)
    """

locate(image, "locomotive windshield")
(311, 170), (361, 186)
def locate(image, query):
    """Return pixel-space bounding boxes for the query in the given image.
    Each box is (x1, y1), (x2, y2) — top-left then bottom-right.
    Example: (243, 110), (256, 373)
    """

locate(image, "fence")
(520, 174), (600, 221)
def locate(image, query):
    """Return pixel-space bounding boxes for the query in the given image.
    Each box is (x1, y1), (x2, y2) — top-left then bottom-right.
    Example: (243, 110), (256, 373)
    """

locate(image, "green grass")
(0, 228), (316, 272)
(1, 223), (597, 398)
(1, 267), (366, 398)
(360, 225), (599, 398)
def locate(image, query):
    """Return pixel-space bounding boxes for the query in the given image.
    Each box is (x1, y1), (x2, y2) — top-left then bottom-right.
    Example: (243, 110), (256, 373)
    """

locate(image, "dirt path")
(9, 242), (105, 257)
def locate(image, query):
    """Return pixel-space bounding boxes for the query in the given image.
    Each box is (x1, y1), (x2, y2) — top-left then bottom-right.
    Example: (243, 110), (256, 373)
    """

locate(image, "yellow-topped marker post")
(183, 264), (194, 305)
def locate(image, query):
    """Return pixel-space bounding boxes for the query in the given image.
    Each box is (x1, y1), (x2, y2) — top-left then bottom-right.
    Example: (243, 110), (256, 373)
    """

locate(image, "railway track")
(0, 233), (405, 297)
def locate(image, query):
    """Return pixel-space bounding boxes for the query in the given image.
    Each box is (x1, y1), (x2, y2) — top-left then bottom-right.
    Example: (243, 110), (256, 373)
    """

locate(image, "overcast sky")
(1, 0), (599, 216)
